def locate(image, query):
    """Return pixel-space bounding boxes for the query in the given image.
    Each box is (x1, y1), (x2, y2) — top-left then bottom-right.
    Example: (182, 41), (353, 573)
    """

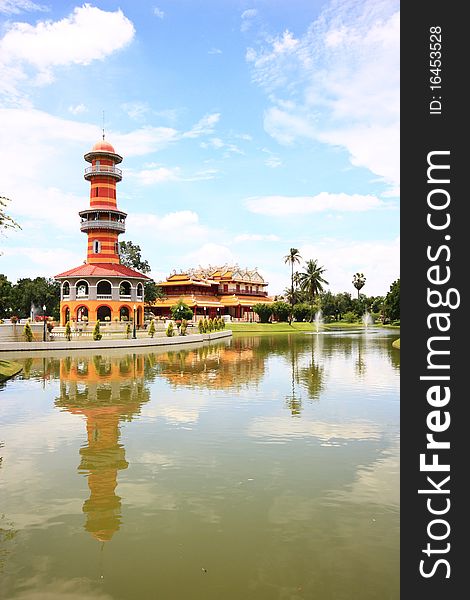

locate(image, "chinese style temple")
(148, 265), (274, 320)
(55, 138), (149, 326)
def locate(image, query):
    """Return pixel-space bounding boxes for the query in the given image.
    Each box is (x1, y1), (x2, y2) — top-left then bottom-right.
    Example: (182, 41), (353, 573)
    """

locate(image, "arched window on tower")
(93, 240), (101, 254)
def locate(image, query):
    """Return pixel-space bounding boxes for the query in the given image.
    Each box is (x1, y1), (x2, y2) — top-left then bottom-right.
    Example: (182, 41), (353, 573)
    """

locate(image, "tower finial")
(102, 110), (105, 140)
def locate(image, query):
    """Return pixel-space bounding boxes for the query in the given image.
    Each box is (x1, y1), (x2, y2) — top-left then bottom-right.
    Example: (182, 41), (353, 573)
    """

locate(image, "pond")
(0, 330), (399, 600)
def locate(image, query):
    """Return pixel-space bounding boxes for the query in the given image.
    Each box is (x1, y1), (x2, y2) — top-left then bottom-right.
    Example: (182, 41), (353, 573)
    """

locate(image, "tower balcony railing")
(97, 294), (113, 300)
(84, 165), (122, 180)
(120, 294), (132, 300)
(80, 220), (126, 233)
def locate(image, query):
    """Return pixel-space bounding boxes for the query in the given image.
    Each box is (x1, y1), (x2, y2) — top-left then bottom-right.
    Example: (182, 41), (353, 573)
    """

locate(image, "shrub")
(219, 317), (225, 329)
(180, 319), (188, 336)
(166, 321), (174, 337)
(10, 315), (19, 324)
(93, 321), (102, 341)
(148, 319), (156, 338)
(126, 323), (131, 338)
(343, 311), (357, 323)
(207, 318), (214, 332)
(23, 320), (33, 342)
(252, 303), (273, 323)
(202, 318), (209, 333)
(272, 301), (291, 322)
(65, 321), (72, 341)
(293, 303), (311, 322)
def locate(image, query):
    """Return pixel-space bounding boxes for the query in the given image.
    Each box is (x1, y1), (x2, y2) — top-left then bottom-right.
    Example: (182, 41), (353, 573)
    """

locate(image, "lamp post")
(133, 304), (137, 339)
(42, 304), (47, 341)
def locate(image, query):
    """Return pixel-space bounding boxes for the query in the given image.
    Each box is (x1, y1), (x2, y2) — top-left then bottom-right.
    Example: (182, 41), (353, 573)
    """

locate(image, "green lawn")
(229, 321), (386, 335)
(0, 359), (23, 382)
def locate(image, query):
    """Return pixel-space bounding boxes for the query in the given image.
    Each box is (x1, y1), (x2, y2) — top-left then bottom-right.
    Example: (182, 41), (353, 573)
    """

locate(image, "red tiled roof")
(55, 263), (150, 280)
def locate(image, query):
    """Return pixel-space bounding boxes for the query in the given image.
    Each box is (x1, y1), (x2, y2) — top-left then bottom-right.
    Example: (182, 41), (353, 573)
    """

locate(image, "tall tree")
(144, 281), (165, 303)
(119, 241), (151, 274)
(283, 248), (302, 322)
(352, 272), (366, 298)
(0, 274), (13, 319)
(298, 259), (329, 304)
(9, 277), (60, 319)
(383, 279), (400, 322)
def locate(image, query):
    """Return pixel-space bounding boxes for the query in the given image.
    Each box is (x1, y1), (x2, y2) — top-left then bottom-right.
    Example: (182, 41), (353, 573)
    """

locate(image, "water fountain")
(314, 309), (324, 334)
(362, 311), (373, 331)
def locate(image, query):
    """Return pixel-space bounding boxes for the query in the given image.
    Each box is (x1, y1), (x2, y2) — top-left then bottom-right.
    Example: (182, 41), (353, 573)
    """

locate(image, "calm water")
(0, 331), (400, 600)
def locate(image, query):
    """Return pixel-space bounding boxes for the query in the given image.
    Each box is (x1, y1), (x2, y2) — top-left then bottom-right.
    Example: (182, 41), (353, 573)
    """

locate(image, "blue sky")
(0, 0), (399, 296)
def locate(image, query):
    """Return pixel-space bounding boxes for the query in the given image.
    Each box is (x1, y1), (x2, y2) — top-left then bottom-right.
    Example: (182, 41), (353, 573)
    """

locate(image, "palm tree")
(352, 272), (366, 298)
(283, 248), (302, 323)
(298, 259), (329, 304)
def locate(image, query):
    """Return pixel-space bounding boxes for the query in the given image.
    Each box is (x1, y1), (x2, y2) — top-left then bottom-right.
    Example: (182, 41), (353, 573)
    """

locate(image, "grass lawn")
(229, 321), (387, 335)
(0, 359), (23, 382)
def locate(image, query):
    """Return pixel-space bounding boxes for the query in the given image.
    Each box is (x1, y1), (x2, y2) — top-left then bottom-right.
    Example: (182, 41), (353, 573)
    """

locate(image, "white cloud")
(68, 103), (87, 115)
(153, 6), (164, 19)
(246, 192), (385, 216)
(262, 147), (282, 168)
(241, 8), (258, 32)
(246, 0), (399, 192)
(298, 237), (400, 295)
(0, 0), (48, 14)
(234, 233), (280, 242)
(182, 112), (220, 138)
(208, 47), (222, 55)
(1, 246), (84, 279)
(128, 164), (219, 185)
(200, 137), (243, 155)
(121, 101), (149, 120)
(129, 165), (180, 185)
(0, 4), (135, 91)
(127, 211), (208, 240)
(184, 243), (235, 267)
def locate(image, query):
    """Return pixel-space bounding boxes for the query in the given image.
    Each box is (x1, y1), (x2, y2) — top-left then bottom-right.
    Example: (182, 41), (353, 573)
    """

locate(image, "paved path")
(0, 330), (232, 353)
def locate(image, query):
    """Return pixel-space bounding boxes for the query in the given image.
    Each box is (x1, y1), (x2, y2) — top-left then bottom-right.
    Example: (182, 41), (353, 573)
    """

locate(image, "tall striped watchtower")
(55, 138), (149, 327)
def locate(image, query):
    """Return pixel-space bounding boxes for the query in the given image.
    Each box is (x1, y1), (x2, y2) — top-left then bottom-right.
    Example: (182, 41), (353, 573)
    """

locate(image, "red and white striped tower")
(81, 139), (126, 264)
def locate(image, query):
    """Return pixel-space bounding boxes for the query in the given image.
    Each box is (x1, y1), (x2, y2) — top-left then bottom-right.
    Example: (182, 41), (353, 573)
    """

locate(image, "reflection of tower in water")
(55, 354), (150, 542)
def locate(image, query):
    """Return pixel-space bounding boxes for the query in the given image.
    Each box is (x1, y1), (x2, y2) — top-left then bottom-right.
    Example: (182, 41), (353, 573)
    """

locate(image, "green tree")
(298, 259), (329, 304)
(198, 318), (205, 334)
(166, 321), (174, 337)
(148, 319), (156, 338)
(383, 279), (400, 322)
(271, 301), (291, 322)
(119, 240), (151, 273)
(284, 248), (302, 321)
(292, 302), (311, 322)
(0, 274), (13, 318)
(170, 300), (193, 321)
(65, 321), (72, 341)
(9, 277), (60, 320)
(144, 281), (165, 303)
(252, 303), (273, 323)
(352, 273), (366, 299)
(180, 319), (188, 335)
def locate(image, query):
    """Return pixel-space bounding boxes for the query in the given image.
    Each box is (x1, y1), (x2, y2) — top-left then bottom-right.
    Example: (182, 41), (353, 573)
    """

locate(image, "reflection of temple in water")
(155, 340), (266, 390)
(55, 354), (150, 542)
